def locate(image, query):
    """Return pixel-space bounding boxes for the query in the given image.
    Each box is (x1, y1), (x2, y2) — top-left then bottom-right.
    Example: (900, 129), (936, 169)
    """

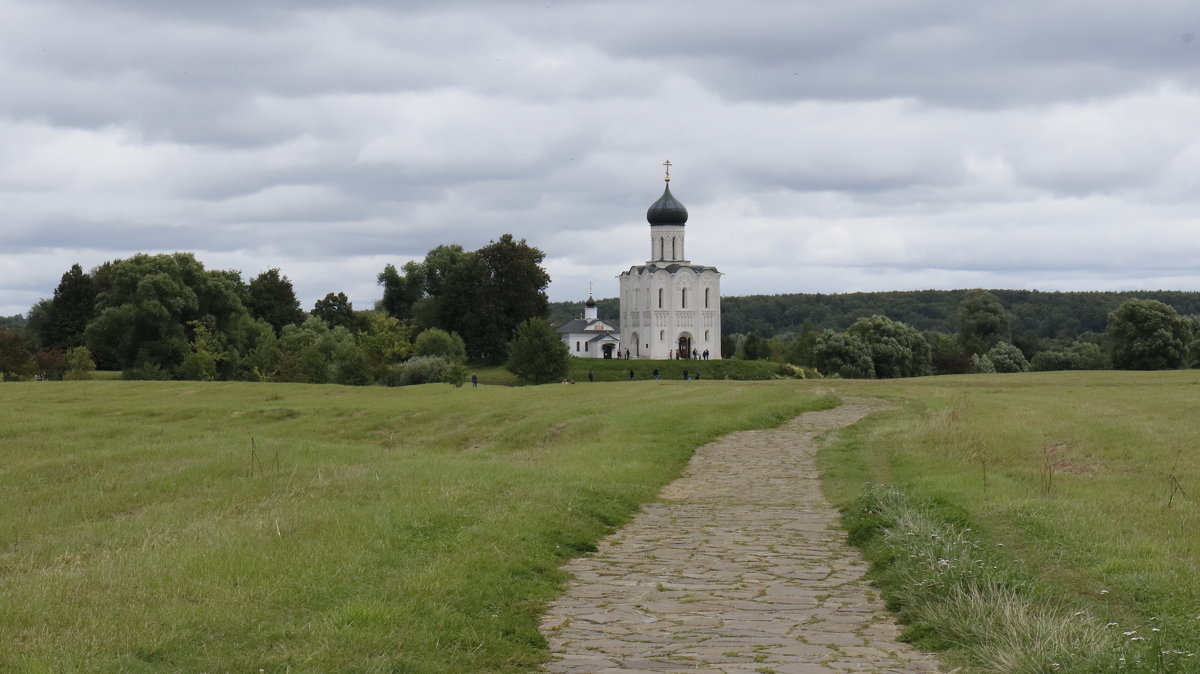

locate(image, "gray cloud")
(4, 0), (1200, 317)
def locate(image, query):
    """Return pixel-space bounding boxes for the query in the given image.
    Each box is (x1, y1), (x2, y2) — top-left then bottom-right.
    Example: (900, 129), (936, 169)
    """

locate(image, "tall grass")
(820, 371), (1200, 672)
(0, 379), (833, 673)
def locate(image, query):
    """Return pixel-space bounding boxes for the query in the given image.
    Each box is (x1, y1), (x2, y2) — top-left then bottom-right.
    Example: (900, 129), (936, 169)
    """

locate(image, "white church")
(560, 162), (722, 360)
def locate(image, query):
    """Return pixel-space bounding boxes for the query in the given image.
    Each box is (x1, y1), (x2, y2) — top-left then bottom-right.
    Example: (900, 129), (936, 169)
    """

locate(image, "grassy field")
(818, 371), (1200, 671)
(8, 370), (1200, 672)
(0, 379), (833, 673)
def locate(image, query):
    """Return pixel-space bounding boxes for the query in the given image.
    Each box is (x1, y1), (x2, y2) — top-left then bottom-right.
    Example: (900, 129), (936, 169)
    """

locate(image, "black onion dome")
(646, 183), (688, 226)
(585, 295), (597, 308)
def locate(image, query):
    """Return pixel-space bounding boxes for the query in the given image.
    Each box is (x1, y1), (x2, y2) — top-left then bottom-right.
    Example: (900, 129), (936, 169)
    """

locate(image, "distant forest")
(551, 290), (1200, 340)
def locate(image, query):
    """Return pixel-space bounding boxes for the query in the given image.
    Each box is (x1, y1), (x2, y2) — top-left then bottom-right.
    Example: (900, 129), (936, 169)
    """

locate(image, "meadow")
(0, 378), (832, 673)
(819, 371), (1200, 671)
(7, 370), (1200, 672)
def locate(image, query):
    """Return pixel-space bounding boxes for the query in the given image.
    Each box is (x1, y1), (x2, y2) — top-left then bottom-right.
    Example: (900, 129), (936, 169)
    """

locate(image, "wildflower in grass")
(1124, 631), (1136, 636)
(1099, 589), (1109, 595)
(1106, 623), (1119, 628)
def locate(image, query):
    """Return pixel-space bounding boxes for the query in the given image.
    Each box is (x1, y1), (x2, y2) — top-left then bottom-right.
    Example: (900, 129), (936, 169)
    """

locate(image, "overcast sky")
(4, 0), (1200, 317)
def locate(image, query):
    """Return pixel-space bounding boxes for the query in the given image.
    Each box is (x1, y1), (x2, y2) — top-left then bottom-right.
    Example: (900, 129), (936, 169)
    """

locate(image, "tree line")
(0, 234), (569, 384)
(553, 289), (1200, 378)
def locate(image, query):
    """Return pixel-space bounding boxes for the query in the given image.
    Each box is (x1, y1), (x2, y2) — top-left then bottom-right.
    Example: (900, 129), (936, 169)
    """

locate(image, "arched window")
(705, 330), (710, 341)
(681, 288), (687, 309)
(705, 288), (710, 308)
(659, 238), (665, 259)
(576, 341), (580, 351)
(671, 237), (676, 259)
(659, 330), (665, 341)
(658, 288), (663, 308)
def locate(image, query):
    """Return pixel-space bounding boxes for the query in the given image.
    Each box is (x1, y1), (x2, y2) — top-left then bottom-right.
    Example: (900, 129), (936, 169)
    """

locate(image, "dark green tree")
(461, 234), (550, 361)
(741, 333), (768, 360)
(782, 328), (819, 367)
(248, 268), (305, 335)
(390, 236), (550, 361)
(720, 335), (737, 359)
(27, 264), (97, 351)
(403, 244), (470, 330)
(958, 289), (1009, 354)
(376, 263), (423, 321)
(925, 331), (971, 375)
(84, 253), (252, 373)
(1107, 299), (1192, 370)
(1030, 341), (1106, 371)
(813, 330), (874, 379)
(0, 329), (35, 380)
(311, 292), (361, 332)
(847, 315), (932, 378)
(506, 317), (569, 384)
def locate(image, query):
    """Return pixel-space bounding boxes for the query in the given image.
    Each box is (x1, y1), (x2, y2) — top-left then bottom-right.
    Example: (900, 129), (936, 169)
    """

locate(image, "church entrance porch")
(602, 344), (615, 359)
(677, 333), (693, 359)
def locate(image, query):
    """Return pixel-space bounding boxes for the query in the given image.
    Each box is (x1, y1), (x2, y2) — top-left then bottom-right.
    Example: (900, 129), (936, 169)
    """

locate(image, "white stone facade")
(617, 178), (721, 360)
(557, 299), (622, 359)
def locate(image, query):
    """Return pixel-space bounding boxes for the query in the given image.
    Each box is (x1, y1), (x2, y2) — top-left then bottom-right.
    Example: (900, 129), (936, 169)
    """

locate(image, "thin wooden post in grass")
(250, 436), (264, 478)
(1167, 448), (1187, 508)
(1041, 441), (1056, 495)
(1167, 475), (1188, 509)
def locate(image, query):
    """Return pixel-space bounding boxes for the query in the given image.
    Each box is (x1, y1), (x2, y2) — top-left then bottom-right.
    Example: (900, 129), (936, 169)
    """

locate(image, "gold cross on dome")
(663, 159), (672, 181)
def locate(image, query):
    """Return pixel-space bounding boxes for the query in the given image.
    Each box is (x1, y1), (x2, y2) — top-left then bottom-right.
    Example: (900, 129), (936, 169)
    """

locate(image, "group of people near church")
(667, 349), (710, 360)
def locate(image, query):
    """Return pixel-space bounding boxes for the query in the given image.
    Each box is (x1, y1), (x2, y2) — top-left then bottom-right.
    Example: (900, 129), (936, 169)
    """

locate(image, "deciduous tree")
(248, 268), (304, 334)
(506, 317), (569, 384)
(311, 292), (362, 332)
(85, 253), (250, 372)
(847, 315), (932, 378)
(813, 330), (874, 379)
(1107, 299), (1192, 370)
(957, 289), (1010, 354)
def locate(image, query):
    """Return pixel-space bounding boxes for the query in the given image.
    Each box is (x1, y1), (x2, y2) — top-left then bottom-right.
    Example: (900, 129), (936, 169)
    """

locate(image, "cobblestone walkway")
(540, 400), (943, 673)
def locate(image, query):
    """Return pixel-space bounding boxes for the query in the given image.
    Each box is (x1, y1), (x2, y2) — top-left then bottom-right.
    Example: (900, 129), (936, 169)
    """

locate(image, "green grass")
(0, 379), (834, 673)
(12, 370), (1200, 672)
(818, 371), (1200, 671)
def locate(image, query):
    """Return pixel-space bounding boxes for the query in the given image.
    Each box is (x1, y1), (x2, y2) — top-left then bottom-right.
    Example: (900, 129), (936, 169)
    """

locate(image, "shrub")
(123, 362), (172, 380)
(413, 328), (467, 364)
(986, 341), (1029, 373)
(398, 356), (450, 386)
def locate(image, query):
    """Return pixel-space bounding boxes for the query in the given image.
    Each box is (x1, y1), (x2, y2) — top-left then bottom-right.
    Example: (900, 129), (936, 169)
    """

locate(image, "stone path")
(540, 400), (943, 673)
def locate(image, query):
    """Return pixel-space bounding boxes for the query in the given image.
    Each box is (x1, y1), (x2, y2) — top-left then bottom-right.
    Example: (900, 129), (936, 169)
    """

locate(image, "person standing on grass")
(683, 369), (689, 380)
(471, 373), (478, 388)
(652, 368), (659, 380)
(629, 369), (635, 380)
(588, 370), (594, 382)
